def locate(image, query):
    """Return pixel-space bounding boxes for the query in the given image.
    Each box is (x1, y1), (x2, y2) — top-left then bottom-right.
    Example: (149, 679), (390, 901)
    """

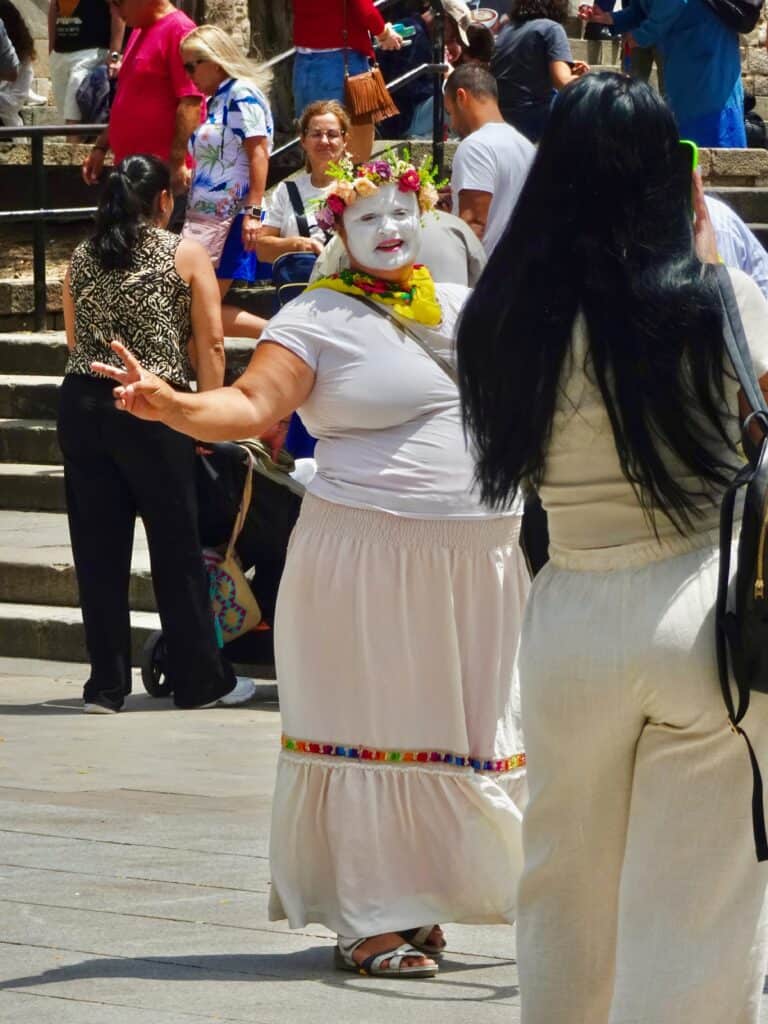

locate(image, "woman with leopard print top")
(58, 153), (256, 714)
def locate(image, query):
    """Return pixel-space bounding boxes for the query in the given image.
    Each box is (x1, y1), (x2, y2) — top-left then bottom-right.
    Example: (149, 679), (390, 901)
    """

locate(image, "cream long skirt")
(268, 494), (529, 938)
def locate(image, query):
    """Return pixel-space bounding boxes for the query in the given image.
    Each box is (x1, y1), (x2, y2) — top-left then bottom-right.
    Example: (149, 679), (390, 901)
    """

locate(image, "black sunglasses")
(183, 58), (206, 75)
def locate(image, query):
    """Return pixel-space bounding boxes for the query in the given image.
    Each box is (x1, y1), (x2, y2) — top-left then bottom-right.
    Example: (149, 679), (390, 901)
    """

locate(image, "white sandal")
(400, 925), (447, 955)
(335, 936), (439, 978)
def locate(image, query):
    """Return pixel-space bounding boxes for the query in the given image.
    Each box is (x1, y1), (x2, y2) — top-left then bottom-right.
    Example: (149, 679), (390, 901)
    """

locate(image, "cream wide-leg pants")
(516, 533), (768, 1024)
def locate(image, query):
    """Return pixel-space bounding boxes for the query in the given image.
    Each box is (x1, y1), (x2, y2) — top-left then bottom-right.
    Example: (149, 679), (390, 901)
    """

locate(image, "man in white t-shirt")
(445, 64), (535, 256)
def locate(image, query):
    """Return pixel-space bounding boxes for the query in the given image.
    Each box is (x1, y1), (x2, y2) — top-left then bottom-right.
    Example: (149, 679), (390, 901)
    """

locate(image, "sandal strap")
(337, 936), (369, 961)
(401, 926), (434, 946)
(360, 942), (424, 974)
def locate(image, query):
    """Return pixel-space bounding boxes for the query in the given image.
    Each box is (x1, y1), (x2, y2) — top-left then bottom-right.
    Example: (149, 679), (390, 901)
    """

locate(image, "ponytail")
(91, 154), (171, 271)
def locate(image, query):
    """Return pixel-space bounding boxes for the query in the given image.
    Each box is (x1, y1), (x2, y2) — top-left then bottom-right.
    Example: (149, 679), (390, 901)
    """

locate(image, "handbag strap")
(225, 447), (255, 561)
(714, 263), (768, 425)
(351, 293), (458, 385)
(286, 180), (311, 239)
(342, 0), (349, 76)
(713, 263), (768, 862)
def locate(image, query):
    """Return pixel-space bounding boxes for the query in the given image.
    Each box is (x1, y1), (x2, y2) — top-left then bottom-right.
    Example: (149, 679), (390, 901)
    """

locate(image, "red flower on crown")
(398, 168), (421, 193)
(326, 193), (346, 217)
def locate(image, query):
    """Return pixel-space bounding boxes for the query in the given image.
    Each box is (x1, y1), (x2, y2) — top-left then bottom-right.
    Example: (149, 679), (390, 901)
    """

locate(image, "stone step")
(707, 187), (768, 225)
(0, 374), (60, 418)
(0, 510), (155, 611)
(0, 417), (60, 464)
(0, 275), (274, 327)
(0, 462), (65, 511)
(0, 332), (68, 375)
(0, 332), (255, 378)
(0, 600), (160, 665)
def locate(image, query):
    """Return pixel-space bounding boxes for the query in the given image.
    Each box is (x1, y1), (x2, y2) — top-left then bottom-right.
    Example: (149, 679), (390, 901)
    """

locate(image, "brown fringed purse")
(342, 0), (399, 125)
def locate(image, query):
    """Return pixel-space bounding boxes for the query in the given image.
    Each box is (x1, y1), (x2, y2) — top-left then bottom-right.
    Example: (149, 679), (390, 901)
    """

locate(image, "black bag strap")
(714, 264), (768, 423)
(713, 263), (768, 861)
(716, 465), (753, 725)
(285, 180), (311, 239)
(349, 292), (458, 384)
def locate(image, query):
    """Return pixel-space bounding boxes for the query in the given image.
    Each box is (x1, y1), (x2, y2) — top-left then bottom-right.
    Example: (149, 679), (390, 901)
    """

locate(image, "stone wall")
(743, 19), (768, 120)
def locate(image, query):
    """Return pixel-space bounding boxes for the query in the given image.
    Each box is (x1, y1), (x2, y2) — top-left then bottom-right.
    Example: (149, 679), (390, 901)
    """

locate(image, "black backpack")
(714, 264), (768, 861)
(701, 0), (763, 33)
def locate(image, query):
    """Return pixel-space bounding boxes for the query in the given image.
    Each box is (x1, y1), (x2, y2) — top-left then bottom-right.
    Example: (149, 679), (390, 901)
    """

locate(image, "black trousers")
(57, 375), (236, 710)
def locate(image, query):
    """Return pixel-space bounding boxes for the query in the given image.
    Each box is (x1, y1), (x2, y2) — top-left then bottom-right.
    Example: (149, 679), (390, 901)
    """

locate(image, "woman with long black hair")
(59, 154), (255, 714)
(458, 72), (768, 1023)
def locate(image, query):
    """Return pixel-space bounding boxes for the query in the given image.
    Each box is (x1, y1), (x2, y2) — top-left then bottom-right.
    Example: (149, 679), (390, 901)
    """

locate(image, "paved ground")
(0, 657), (520, 1024)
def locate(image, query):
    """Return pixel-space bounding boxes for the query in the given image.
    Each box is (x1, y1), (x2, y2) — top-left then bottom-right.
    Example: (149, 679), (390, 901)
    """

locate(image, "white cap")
(442, 0), (473, 46)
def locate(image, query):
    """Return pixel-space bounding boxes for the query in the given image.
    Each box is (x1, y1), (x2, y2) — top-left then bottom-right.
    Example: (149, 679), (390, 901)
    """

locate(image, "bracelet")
(92, 144), (109, 153)
(109, 51), (120, 61)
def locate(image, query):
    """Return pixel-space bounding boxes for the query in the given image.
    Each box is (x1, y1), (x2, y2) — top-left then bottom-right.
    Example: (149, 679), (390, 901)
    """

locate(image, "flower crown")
(315, 149), (443, 232)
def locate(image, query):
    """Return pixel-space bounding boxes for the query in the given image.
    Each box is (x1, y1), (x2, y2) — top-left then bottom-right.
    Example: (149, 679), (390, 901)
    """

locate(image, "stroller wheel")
(140, 630), (174, 698)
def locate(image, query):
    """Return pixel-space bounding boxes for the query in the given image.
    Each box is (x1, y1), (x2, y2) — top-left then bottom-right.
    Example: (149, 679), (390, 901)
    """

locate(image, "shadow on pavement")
(0, 696), (280, 715)
(0, 951), (519, 1002)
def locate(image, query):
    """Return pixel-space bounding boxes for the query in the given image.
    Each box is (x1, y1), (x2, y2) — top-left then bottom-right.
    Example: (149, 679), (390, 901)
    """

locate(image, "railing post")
(431, 1), (445, 176)
(31, 132), (47, 332)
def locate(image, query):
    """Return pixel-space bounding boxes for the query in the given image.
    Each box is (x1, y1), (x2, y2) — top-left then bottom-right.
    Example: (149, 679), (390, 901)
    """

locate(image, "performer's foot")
(335, 929), (438, 974)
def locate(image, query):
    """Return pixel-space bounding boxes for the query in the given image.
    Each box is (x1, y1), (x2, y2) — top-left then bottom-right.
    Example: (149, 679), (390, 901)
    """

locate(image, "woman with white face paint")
(91, 153), (529, 980)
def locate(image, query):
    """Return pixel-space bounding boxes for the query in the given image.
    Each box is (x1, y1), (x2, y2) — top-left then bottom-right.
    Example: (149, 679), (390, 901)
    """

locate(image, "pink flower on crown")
(398, 168), (421, 193)
(369, 160), (391, 180)
(316, 205), (336, 231)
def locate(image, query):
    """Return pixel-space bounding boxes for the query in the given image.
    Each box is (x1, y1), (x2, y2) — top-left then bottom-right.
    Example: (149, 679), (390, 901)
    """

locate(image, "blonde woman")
(180, 25), (273, 340)
(256, 100), (351, 263)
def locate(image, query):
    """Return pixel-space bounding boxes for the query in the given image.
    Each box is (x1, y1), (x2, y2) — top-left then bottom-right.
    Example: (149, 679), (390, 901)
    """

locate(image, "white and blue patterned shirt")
(188, 77), (273, 219)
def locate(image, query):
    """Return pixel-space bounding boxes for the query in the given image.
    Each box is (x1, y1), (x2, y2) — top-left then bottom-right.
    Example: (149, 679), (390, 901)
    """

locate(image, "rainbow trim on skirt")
(281, 734), (525, 774)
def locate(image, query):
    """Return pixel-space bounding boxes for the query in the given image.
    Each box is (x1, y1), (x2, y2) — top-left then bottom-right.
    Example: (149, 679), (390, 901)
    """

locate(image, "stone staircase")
(0, 331), (254, 665)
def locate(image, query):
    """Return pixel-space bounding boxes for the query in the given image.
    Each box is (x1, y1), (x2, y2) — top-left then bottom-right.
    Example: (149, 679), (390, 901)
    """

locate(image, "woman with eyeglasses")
(255, 100), (351, 265)
(179, 24), (273, 341)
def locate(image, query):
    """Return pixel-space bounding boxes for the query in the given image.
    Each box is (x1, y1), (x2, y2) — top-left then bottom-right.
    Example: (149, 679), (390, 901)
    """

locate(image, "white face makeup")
(342, 184), (421, 275)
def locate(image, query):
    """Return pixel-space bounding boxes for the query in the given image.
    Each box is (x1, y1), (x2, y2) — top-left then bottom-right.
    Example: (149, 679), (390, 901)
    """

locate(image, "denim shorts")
(292, 49), (369, 119)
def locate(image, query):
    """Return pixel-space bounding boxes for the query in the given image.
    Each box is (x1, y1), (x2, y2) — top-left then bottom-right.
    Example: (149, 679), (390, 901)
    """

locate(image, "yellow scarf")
(306, 264), (442, 327)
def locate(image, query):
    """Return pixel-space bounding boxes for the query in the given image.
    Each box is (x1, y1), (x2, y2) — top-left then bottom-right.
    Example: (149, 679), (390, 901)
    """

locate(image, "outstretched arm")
(92, 339), (315, 442)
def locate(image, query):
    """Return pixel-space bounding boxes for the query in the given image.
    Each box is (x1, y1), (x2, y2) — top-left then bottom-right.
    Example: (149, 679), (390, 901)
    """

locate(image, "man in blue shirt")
(582, 0), (745, 147)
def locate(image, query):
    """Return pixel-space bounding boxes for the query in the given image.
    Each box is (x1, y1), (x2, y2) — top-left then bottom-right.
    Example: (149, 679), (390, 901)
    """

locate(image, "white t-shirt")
(263, 172), (327, 242)
(451, 121), (535, 257)
(260, 284), (513, 518)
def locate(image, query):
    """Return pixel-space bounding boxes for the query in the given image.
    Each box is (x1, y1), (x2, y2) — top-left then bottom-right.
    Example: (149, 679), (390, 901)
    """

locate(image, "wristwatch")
(242, 205), (262, 218)
(109, 51), (120, 61)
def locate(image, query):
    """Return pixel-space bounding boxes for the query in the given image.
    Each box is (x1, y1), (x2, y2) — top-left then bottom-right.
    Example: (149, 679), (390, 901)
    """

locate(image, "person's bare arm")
(175, 239), (226, 391)
(48, 0), (57, 54)
(457, 189), (492, 242)
(107, 1), (124, 77)
(549, 60), (589, 89)
(92, 340), (315, 442)
(82, 127), (110, 184)
(63, 265), (75, 350)
(255, 226), (323, 262)
(241, 136), (270, 251)
(169, 96), (202, 195)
